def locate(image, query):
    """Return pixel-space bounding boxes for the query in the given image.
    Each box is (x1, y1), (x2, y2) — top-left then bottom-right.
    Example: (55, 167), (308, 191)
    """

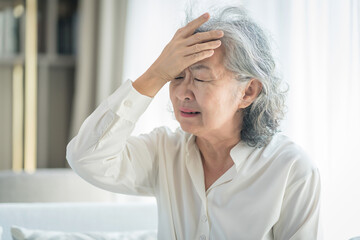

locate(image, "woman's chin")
(179, 123), (199, 135)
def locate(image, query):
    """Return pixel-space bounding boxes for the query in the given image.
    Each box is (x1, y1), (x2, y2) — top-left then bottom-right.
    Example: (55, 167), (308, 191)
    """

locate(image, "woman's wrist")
(132, 70), (168, 97)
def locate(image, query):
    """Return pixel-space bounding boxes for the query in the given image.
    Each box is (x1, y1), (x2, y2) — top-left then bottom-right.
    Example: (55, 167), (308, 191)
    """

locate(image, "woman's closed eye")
(173, 76), (207, 82)
(194, 78), (205, 82)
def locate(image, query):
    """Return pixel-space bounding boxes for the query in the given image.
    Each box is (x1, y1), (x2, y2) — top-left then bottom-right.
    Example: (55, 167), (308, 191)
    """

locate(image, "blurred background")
(0, 0), (359, 239)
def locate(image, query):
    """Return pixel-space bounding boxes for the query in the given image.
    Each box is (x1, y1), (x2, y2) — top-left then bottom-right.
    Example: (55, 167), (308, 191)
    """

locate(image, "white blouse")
(66, 80), (322, 240)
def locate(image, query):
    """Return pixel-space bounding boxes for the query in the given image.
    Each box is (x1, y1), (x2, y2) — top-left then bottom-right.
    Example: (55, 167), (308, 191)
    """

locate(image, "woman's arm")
(66, 80), (158, 195)
(273, 168), (322, 239)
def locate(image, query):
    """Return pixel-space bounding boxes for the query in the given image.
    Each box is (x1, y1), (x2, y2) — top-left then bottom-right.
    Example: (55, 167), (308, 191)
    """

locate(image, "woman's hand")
(149, 12), (224, 83)
(133, 13), (224, 97)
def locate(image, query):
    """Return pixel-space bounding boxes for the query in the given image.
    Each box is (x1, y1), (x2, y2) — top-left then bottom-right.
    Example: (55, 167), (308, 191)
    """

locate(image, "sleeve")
(273, 167), (323, 240)
(66, 79), (159, 196)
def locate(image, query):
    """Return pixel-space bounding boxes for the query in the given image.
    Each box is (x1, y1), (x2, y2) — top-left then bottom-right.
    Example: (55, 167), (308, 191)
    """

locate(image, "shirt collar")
(185, 133), (255, 172)
(185, 133), (197, 150)
(230, 141), (256, 172)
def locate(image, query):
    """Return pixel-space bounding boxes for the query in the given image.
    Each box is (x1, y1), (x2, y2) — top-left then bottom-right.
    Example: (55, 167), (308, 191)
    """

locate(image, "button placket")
(197, 205), (209, 240)
(199, 234), (206, 240)
(123, 100), (132, 107)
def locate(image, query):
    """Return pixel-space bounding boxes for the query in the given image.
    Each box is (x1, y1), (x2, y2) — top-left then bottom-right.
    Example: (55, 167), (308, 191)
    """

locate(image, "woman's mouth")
(179, 108), (200, 118)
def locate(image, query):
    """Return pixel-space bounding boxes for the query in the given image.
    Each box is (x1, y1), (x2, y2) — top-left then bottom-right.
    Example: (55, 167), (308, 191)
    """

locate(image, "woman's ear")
(238, 79), (263, 109)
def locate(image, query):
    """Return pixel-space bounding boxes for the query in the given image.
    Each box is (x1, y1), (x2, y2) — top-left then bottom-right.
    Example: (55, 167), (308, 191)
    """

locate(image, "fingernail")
(202, 13), (209, 19)
(216, 30), (224, 36)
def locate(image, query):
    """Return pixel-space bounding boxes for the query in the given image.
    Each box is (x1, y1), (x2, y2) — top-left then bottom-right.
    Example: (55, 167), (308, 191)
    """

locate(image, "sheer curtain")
(74, 0), (359, 238)
(70, 0), (128, 139)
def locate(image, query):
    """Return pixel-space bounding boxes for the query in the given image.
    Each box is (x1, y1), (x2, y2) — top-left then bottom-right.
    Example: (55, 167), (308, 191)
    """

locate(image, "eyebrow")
(189, 64), (211, 71)
(189, 64), (216, 79)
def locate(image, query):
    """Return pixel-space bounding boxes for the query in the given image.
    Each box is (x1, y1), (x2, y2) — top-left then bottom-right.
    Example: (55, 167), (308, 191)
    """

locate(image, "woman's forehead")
(192, 46), (225, 67)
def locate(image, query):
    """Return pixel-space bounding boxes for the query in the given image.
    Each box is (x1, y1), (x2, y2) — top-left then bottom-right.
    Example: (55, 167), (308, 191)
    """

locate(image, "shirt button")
(201, 215), (207, 222)
(199, 235), (206, 240)
(123, 100), (132, 107)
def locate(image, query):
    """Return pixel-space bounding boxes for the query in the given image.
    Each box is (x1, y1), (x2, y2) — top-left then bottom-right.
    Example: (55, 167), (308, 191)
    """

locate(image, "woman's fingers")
(183, 40), (222, 56)
(184, 49), (215, 66)
(177, 13), (210, 37)
(144, 13), (223, 85)
(185, 30), (224, 46)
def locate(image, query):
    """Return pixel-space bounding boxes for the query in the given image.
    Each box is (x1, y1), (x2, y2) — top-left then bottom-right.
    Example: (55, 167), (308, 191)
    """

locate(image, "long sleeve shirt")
(66, 79), (322, 240)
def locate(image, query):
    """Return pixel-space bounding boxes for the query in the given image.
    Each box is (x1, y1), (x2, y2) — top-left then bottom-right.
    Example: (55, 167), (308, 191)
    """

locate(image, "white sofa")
(0, 202), (158, 240)
(0, 169), (158, 240)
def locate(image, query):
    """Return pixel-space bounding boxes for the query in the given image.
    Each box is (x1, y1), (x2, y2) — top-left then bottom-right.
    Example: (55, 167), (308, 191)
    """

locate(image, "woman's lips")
(179, 107), (200, 118)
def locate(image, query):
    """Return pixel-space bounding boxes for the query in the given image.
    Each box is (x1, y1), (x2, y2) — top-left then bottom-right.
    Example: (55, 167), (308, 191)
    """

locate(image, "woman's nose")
(176, 74), (194, 101)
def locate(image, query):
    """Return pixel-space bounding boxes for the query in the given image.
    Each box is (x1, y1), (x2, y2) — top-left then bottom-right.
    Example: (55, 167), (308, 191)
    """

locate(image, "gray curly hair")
(187, 6), (287, 148)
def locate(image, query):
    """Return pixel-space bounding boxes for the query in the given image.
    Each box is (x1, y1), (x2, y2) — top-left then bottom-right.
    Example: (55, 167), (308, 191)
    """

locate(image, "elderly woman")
(67, 6), (321, 240)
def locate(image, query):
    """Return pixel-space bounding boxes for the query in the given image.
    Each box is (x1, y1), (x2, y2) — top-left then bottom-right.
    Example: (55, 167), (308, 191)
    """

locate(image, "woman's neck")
(195, 131), (240, 168)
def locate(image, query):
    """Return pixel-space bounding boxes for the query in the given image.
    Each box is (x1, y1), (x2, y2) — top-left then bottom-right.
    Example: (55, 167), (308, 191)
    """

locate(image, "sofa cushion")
(11, 226), (157, 240)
